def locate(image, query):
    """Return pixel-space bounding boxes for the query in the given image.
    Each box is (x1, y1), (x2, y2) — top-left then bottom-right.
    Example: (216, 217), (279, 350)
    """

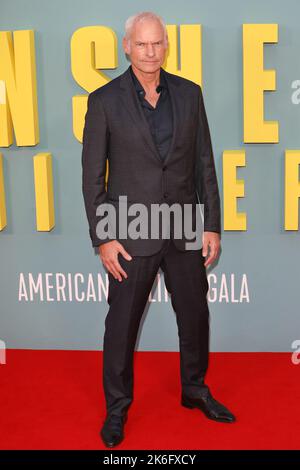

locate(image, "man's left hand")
(202, 231), (221, 267)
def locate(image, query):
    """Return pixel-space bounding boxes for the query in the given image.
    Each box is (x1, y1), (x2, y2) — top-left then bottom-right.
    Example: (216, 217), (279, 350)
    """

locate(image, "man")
(82, 11), (236, 448)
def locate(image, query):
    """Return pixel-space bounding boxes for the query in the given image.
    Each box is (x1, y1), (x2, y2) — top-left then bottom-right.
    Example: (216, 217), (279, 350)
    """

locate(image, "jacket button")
(164, 192), (169, 198)
(162, 166), (167, 171)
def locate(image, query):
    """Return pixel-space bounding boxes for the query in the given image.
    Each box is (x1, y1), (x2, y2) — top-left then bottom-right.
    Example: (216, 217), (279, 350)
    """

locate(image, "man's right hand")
(98, 241), (132, 282)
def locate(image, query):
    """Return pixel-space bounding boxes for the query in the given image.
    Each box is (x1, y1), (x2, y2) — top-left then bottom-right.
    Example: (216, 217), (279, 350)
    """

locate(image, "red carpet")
(0, 351), (299, 450)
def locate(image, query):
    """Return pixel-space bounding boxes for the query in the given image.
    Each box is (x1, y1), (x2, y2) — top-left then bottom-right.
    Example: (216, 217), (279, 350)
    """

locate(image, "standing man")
(82, 11), (236, 448)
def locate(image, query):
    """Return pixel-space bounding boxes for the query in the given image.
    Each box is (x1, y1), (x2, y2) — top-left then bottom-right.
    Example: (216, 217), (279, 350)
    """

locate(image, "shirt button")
(162, 166), (167, 171)
(164, 192), (169, 198)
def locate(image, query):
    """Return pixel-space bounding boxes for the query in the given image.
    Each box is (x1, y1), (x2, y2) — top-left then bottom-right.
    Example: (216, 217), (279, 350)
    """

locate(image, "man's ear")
(122, 36), (130, 55)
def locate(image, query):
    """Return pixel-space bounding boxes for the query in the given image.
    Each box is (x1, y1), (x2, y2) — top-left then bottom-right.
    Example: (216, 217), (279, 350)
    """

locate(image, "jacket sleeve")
(81, 91), (113, 247)
(194, 85), (221, 234)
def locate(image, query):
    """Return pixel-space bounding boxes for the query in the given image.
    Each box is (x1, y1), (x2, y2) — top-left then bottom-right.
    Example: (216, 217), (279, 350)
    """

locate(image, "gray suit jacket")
(81, 65), (221, 256)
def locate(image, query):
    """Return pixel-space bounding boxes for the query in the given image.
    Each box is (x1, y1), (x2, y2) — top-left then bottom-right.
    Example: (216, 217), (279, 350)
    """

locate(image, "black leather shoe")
(181, 391), (236, 423)
(100, 414), (127, 447)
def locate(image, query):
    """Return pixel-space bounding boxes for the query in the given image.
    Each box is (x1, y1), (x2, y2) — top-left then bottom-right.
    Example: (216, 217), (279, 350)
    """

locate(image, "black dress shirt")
(129, 65), (173, 161)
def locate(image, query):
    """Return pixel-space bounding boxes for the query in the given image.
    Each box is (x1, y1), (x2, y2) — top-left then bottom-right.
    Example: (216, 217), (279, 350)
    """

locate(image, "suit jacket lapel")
(119, 65), (180, 166)
(163, 69), (181, 166)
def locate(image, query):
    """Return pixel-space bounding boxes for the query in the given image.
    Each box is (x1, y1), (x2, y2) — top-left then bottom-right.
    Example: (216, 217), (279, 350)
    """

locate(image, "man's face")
(123, 19), (168, 74)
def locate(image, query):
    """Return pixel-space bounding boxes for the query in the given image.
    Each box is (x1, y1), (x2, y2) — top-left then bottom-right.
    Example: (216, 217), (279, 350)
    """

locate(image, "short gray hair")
(124, 11), (168, 45)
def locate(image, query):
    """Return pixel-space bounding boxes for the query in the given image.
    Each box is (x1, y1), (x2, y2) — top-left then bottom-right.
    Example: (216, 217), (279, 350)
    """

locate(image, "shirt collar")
(129, 65), (167, 96)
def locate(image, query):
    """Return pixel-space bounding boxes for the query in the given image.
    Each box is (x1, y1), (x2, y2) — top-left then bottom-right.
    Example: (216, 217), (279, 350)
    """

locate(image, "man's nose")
(145, 44), (155, 56)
